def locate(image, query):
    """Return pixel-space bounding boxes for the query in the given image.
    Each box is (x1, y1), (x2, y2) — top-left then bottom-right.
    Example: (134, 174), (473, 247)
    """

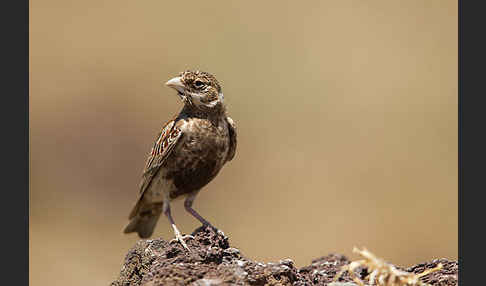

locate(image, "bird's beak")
(165, 77), (186, 96)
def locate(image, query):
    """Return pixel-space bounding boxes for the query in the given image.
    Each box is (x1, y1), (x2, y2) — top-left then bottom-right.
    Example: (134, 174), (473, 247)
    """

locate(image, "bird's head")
(165, 70), (225, 113)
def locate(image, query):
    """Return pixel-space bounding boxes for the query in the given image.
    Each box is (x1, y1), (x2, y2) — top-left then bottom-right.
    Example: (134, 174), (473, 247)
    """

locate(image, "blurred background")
(30, 1), (457, 285)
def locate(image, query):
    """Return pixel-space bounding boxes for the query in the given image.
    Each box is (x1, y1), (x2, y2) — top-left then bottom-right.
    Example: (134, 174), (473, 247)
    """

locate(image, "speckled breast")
(164, 117), (230, 199)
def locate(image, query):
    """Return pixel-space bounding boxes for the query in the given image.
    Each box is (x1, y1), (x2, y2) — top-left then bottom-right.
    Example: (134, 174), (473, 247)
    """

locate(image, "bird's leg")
(184, 193), (218, 232)
(163, 201), (191, 251)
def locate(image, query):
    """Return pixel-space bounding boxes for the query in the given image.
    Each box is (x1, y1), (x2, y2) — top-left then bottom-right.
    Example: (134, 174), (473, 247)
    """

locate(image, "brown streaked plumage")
(123, 70), (237, 250)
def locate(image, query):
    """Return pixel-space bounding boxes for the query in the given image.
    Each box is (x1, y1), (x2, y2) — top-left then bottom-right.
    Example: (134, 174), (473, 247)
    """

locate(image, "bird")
(123, 70), (237, 250)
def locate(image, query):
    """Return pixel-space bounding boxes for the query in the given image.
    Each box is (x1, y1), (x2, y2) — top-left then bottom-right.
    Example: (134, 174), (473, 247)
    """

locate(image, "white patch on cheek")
(188, 91), (220, 108)
(187, 92), (204, 105)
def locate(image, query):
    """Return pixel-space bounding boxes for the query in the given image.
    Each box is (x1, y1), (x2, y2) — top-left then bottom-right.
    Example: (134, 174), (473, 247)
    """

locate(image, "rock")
(111, 226), (458, 286)
(407, 258), (458, 286)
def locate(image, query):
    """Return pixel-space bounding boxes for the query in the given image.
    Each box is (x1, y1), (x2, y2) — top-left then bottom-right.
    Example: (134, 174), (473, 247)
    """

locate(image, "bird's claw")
(217, 229), (225, 236)
(169, 233), (194, 251)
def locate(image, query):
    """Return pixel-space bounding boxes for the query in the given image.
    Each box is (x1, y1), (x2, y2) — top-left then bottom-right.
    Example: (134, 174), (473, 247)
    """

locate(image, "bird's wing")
(225, 116), (237, 162)
(142, 120), (182, 178)
(128, 119), (183, 219)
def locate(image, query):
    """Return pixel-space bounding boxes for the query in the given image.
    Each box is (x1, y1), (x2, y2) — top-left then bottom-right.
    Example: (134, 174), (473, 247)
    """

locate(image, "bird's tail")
(123, 205), (162, 239)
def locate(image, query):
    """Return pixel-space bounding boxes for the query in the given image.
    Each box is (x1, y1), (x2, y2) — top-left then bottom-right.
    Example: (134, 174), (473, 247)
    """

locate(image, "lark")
(123, 70), (237, 250)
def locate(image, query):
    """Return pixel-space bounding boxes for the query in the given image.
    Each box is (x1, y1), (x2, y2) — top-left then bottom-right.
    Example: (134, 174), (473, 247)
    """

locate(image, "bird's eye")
(194, 80), (204, 88)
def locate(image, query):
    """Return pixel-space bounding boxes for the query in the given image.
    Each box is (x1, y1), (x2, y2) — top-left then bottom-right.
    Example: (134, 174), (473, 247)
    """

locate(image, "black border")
(459, 0), (484, 285)
(4, 0), (29, 284)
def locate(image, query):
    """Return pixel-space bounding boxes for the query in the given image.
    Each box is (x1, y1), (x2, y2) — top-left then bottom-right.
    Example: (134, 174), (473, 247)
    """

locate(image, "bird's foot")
(216, 229), (225, 236)
(169, 235), (194, 250)
(191, 223), (223, 236)
(169, 224), (193, 251)
(204, 223), (222, 235)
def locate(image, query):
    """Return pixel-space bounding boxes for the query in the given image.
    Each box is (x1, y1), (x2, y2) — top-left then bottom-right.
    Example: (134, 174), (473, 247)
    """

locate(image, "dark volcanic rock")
(407, 258), (458, 286)
(111, 226), (458, 286)
(297, 254), (361, 285)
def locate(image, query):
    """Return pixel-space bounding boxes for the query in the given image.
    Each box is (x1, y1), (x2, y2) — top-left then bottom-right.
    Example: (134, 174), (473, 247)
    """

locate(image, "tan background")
(30, 1), (457, 285)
